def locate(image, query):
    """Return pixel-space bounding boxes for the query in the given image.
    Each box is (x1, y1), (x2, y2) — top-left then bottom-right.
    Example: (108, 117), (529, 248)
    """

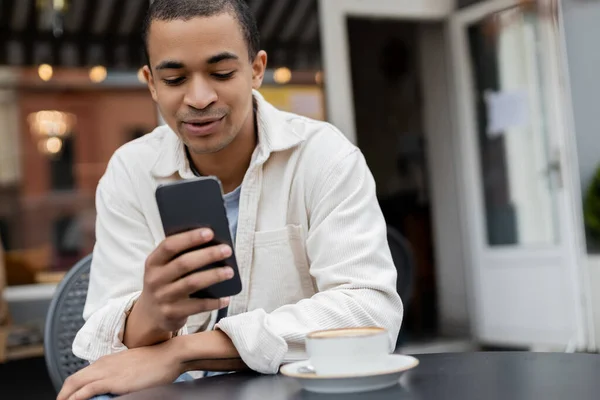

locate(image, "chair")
(387, 225), (414, 304)
(386, 226), (414, 348)
(44, 254), (92, 392)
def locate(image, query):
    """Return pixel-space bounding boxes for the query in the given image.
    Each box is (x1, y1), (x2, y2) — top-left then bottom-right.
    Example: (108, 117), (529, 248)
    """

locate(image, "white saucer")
(279, 354), (419, 394)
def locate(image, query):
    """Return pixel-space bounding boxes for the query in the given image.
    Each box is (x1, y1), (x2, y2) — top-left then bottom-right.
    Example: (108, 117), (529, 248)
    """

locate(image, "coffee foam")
(308, 327), (385, 339)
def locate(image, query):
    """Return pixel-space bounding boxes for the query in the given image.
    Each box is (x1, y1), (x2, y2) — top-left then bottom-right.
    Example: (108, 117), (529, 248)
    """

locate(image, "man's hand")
(57, 339), (183, 400)
(58, 330), (246, 400)
(124, 228), (233, 347)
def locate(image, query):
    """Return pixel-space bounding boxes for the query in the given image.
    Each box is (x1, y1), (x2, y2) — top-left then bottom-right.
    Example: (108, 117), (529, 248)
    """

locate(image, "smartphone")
(155, 177), (242, 299)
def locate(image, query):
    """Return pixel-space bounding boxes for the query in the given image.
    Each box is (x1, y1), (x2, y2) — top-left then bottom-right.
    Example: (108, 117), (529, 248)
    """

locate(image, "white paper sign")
(485, 89), (530, 137)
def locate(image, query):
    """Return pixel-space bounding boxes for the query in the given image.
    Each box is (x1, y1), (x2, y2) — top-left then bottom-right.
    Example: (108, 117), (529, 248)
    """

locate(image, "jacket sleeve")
(72, 155), (190, 362)
(217, 149), (403, 374)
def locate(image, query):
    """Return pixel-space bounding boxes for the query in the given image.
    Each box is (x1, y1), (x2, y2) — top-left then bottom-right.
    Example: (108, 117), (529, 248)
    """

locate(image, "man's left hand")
(57, 339), (183, 400)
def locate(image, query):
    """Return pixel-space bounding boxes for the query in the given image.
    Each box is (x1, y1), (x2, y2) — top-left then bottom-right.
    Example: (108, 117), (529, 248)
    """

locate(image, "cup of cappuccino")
(305, 327), (391, 376)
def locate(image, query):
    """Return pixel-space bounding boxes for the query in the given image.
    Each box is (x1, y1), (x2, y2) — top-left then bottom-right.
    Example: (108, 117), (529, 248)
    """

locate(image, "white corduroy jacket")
(72, 91), (403, 374)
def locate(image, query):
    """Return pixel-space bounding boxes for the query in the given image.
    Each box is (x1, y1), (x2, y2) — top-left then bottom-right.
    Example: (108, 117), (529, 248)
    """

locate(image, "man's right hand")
(124, 228), (233, 348)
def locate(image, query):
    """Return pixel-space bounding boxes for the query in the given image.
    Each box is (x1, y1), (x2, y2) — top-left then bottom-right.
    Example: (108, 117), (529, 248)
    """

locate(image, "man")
(58, 0), (403, 399)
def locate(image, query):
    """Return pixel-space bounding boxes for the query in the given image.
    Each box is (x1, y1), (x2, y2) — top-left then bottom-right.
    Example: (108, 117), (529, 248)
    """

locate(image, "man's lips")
(182, 116), (225, 137)
(183, 116), (224, 125)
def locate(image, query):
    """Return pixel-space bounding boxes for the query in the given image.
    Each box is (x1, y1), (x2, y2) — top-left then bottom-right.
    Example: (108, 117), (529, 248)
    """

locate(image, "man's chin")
(185, 137), (232, 155)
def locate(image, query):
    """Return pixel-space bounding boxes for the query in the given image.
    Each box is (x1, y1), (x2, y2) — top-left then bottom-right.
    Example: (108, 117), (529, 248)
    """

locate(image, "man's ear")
(251, 51), (268, 90)
(143, 65), (158, 102)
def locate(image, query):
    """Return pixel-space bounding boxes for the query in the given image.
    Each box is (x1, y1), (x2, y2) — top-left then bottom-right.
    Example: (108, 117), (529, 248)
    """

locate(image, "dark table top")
(119, 352), (600, 400)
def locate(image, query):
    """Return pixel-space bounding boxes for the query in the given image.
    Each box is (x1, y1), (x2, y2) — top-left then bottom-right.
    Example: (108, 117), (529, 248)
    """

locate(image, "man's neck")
(187, 106), (257, 194)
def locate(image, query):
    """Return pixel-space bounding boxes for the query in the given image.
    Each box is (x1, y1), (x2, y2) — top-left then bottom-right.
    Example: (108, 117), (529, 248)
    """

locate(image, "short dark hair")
(142, 0), (260, 63)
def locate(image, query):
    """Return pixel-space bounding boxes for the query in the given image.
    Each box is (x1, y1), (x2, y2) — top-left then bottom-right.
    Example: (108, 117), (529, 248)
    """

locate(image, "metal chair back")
(44, 254), (91, 392)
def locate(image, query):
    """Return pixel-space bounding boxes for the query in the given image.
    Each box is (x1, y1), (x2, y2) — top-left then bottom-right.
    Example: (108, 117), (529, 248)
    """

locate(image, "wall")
(0, 87), (21, 250)
(562, 1), (600, 196)
(11, 88), (156, 266)
(562, 0), (600, 349)
(259, 86), (324, 121)
(18, 90), (156, 199)
(0, 88), (20, 186)
(587, 256), (600, 349)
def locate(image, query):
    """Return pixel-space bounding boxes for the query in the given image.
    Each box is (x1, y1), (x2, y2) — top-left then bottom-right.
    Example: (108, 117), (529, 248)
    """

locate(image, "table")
(119, 352), (600, 400)
(2, 284), (56, 363)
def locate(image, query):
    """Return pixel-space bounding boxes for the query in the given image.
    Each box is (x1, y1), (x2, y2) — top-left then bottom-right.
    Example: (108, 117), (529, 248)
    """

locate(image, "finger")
(159, 266), (235, 301)
(58, 368), (100, 400)
(162, 244), (233, 283)
(147, 228), (214, 266)
(58, 384), (74, 400)
(70, 380), (111, 400)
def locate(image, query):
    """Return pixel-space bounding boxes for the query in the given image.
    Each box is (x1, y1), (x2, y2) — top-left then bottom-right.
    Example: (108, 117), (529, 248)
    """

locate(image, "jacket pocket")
(248, 224), (315, 312)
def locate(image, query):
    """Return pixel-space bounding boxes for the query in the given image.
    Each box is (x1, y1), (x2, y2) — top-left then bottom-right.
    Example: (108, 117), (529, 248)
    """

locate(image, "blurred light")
(89, 65), (107, 83)
(38, 137), (63, 156)
(137, 67), (147, 83)
(38, 64), (53, 81)
(27, 110), (76, 138)
(45, 137), (63, 154)
(274, 67), (292, 84)
(315, 71), (323, 85)
(52, 0), (66, 11)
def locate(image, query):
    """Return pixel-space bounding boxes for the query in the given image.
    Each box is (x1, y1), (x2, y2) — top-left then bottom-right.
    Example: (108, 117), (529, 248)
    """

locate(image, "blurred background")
(2, 0), (600, 398)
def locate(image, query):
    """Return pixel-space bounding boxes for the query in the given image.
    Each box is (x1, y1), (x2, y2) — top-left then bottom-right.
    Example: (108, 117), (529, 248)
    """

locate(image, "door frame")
(318, 0), (454, 144)
(318, 0), (473, 337)
(555, 0), (597, 351)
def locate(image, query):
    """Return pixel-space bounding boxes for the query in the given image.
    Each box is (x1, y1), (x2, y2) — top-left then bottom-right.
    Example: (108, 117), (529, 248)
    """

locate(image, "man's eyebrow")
(155, 60), (185, 70)
(207, 52), (239, 64)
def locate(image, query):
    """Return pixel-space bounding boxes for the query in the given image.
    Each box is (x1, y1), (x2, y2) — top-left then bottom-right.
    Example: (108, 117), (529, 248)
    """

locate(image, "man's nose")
(184, 77), (218, 110)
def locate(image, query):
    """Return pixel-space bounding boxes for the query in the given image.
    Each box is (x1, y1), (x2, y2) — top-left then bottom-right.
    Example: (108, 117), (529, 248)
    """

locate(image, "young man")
(58, 0), (403, 399)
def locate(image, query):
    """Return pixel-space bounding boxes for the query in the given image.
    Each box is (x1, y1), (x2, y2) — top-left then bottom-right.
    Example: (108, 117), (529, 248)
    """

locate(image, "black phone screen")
(155, 177), (242, 299)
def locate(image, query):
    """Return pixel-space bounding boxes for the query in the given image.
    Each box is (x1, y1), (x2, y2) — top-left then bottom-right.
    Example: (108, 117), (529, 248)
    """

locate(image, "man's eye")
(163, 77), (185, 86)
(212, 71), (235, 80)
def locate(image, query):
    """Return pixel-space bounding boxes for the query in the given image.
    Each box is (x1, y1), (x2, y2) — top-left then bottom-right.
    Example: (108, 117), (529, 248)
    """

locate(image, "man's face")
(144, 13), (266, 155)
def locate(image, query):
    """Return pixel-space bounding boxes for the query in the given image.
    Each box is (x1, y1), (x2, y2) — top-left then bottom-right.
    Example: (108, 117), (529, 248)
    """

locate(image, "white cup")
(305, 327), (391, 376)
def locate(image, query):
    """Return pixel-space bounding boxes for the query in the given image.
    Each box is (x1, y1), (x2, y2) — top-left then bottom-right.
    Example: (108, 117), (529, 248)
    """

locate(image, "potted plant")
(583, 164), (600, 252)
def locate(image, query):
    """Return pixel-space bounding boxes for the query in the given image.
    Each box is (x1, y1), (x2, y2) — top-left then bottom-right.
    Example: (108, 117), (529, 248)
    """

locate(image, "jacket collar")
(151, 90), (305, 178)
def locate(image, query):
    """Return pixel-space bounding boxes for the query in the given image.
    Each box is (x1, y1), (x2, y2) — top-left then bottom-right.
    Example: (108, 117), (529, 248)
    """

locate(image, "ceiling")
(0, 0), (321, 70)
